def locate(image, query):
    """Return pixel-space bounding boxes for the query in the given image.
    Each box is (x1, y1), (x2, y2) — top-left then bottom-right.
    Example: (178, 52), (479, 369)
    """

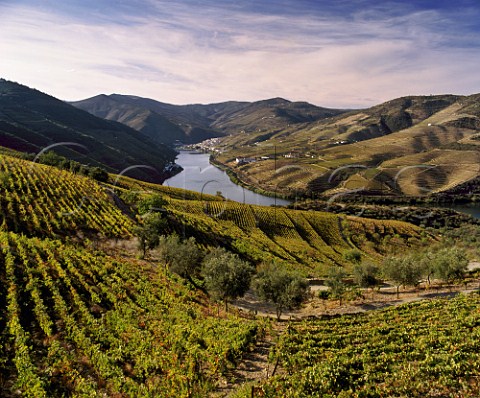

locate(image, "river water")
(438, 203), (480, 219)
(164, 151), (290, 206)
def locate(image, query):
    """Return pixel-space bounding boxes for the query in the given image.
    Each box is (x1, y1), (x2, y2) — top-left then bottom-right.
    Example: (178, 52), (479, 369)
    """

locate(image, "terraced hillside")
(0, 145), (456, 398)
(210, 94), (480, 197)
(113, 176), (427, 276)
(0, 154), (134, 239)
(0, 231), (259, 397)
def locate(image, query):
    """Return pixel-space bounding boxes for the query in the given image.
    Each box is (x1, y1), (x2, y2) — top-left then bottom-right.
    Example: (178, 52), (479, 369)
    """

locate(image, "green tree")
(416, 250), (436, 286)
(383, 255), (423, 298)
(137, 194), (168, 215)
(252, 263), (309, 320)
(325, 266), (348, 305)
(134, 213), (167, 258)
(201, 247), (255, 310)
(353, 262), (380, 295)
(38, 150), (64, 166)
(88, 166), (109, 182)
(432, 247), (468, 287)
(157, 235), (202, 284)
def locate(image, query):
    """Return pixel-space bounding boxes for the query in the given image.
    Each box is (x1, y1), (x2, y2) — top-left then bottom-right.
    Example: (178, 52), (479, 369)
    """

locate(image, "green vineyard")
(161, 198), (425, 276)
(0, 155), (133, 239)
(255, 293), (480, 397)
(0, 231), (259, 397)
(0, 150), (455, 397)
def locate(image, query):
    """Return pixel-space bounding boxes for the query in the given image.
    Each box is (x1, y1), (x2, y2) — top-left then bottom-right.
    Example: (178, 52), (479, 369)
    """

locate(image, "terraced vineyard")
(163, 198), (425, 275)
(0, 155), (133, 239)
(255, 293), (480, 397)
(0, 231), (259, 397)
(111, 172), (426, 274)
(211, 93), (480, 197)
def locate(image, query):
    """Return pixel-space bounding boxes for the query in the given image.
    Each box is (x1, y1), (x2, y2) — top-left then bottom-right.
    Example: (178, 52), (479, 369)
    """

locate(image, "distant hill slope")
(210, 93), (480, 197)
(0, 79), (177, 182)
(70, 94), (200, 145)
(71, 94), (346, 143)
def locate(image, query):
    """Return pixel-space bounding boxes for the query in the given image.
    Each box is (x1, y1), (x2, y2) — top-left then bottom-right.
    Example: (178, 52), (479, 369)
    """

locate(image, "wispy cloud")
(0, 0), (479, 107)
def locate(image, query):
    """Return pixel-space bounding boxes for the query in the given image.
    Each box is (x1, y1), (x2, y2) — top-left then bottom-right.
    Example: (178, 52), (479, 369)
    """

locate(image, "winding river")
(164, 152), (480, 219)
(164, 151), (290, 206)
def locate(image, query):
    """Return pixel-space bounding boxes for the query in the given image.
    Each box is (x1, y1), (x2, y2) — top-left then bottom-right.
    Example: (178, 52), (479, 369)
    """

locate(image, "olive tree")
(201, 247), (255, 310)
(383, 255), (423, 298)
(157, 235), (202, 284)
(252, 262), (309, 320)
(137, 194), (167, 215)
(431, 247), (468, 287)
(353, 261), (380, 296)
(325, 266), (348, 305)
(134, 213), (167, 258)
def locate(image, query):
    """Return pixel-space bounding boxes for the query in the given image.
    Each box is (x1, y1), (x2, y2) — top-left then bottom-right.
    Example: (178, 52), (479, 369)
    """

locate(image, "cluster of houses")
(235, 156), (271, 165)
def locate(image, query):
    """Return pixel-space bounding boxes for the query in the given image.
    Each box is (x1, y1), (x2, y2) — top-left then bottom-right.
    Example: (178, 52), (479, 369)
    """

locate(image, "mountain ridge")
(71, 94), (346, 144)
(0, 79), (177, 182)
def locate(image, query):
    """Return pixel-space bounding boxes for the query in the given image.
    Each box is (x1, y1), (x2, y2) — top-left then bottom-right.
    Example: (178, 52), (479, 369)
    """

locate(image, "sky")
(1, 0), (480, 108)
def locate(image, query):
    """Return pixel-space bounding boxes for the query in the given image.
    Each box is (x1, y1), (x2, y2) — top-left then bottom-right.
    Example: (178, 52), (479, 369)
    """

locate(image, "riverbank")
(205, 154), (480, 209)
(164, 151), (290, 206)
(209, 155), (292, 201)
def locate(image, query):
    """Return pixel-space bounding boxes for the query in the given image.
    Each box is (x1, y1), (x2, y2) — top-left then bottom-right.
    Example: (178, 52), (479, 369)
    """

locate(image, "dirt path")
(234, 284), (480, 320)
(211, 325), (284, 398)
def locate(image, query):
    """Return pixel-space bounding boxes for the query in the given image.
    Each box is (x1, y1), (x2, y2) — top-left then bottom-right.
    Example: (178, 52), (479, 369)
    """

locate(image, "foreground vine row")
(254, 293), (480, 397)
(0, 231), (259, 397)
(0, 154), (133, 238)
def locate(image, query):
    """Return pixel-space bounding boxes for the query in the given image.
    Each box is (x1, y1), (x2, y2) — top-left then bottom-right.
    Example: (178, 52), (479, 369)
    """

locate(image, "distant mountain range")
(3, 77), (480, 196)
(71, 94), (345, 145)
(0, 79), (177, 182)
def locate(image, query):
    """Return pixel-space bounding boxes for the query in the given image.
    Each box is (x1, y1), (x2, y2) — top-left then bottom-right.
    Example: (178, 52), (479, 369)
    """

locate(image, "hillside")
(0, 150), (465, 398)
(256, 293), (480, 397)
(0, 79), (177, 182)
(0, 151), (425, 275)
(71, 94), (346, 144)
(112, 173), (427, 277)
(209, 93), (480, 197)
(0, 230), (260, 397)
(0, 154), (134, 240)
(70, 94), (204, 145)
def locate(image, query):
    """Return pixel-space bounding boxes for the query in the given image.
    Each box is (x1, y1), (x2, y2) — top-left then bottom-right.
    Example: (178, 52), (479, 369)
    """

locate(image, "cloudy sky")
(1, 0), (479, 108)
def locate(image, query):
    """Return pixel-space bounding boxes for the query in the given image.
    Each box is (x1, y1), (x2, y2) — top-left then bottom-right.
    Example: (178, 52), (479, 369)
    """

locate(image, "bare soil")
(234, 280), (480, 320)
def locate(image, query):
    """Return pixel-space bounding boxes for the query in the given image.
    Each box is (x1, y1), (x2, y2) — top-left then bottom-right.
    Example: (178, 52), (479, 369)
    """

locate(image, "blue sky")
(1, 0), (479, 107)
